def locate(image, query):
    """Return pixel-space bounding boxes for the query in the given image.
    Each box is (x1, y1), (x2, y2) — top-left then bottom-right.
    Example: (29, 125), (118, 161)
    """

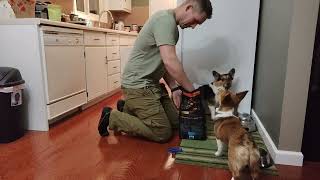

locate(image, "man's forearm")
(164, 57), (194, 92)
(159, 45), (194, 92)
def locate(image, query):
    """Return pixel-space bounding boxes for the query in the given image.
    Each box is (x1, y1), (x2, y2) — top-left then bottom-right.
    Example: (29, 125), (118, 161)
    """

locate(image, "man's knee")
(153, 128), (173, 143)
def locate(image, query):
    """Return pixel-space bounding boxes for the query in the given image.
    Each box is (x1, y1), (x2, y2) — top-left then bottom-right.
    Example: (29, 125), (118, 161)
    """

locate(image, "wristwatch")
(171, 86), (180, 93)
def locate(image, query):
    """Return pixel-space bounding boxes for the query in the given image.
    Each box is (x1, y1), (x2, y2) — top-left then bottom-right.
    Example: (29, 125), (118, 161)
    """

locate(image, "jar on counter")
(124, 26), (131, 32)
(131, 24), (139, 32)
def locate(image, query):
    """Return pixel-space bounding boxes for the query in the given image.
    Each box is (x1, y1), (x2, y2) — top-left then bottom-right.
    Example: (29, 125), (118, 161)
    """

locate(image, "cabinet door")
(108, 73), (121, 92)
(108, 0), (131, 12)
(85, 47), (108, 101)
(108, 60), (121, 75)
(106, 46), (120, 60)
(124, 0), (131, 12)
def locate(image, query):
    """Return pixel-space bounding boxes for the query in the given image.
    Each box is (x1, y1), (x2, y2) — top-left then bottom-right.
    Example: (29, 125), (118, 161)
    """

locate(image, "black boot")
(117, 99), (125, 112)
(98, 107), (112, 136)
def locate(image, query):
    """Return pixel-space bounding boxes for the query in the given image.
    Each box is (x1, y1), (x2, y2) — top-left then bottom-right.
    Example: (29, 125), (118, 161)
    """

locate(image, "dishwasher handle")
(43, 33), (84, 46)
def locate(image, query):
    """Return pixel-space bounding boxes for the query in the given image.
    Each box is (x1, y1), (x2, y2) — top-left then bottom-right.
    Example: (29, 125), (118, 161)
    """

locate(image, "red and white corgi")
(212, 90), (260, 180)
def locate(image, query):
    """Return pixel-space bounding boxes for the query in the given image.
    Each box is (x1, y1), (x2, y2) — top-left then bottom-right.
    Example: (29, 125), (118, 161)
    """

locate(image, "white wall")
(181, 0), (260, 113)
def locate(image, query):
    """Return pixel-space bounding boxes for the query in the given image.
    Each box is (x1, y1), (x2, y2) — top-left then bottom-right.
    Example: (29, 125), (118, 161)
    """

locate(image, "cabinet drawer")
(108, 73), (121, 92)
(108, 60), (121, 75)
(106, 34), (119, 46)
(84, 32), (106, 46)
(107, 46), (120, 60)
(120, 35), (136, 46)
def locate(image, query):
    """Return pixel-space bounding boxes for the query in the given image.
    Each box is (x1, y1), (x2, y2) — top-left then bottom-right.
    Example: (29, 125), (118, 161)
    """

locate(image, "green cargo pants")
(108, 84), (179, 143)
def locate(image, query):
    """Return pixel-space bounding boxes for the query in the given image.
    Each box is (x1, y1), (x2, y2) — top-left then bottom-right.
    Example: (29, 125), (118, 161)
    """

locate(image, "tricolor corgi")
(201, 68), (235, 119)
(213, 90), (260, 180)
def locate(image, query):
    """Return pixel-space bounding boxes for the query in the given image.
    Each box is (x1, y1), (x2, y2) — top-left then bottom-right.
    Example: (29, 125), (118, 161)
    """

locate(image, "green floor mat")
(175, 119), (278, 176)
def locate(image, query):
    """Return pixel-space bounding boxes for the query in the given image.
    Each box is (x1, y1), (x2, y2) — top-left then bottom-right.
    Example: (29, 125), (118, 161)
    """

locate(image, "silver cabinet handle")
(114, 81), (119, 83)
(93, 38), (100, 40)
(112, 53), (117, 55)
(112, 39), (117, 41)
(113, 66), (117, 68)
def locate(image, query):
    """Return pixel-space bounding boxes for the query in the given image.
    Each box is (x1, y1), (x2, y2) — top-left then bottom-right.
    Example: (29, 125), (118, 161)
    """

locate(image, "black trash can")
(0, 67), (25, 143)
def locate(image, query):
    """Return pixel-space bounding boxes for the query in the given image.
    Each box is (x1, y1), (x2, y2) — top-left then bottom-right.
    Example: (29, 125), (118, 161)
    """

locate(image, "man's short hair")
(191, 0), (213, 19)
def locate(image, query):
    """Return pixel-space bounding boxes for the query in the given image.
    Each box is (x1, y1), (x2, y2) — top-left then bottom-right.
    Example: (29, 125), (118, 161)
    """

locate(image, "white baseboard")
(251, 109), (304, 166)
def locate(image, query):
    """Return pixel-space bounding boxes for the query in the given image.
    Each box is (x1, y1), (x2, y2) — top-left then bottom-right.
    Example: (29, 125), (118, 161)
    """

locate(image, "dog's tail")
(247, 136), (260, 180)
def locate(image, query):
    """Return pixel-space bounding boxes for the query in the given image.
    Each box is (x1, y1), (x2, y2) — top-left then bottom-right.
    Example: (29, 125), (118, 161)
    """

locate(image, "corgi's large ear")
(221, 93), (232, 105)
(212, 71), (220, 80)
(229, 68), (235, 78)
(236, 91), (248, 104)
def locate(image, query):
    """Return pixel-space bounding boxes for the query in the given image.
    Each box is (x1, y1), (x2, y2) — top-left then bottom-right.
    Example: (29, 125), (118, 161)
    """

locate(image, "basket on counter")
(8, 0), (35, 18)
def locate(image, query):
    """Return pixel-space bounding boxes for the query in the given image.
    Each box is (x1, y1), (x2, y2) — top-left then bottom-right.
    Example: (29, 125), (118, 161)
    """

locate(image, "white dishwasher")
(42, 26), (87, 120)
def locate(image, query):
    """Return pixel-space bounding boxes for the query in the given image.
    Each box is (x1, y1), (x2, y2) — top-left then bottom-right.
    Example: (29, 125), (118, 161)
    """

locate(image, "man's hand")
(172, 89), (182, 109)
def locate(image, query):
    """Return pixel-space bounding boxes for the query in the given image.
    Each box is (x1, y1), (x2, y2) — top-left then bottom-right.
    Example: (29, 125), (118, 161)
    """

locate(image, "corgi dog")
(213, 90), (260, 180)
(200, 68), (235, 119)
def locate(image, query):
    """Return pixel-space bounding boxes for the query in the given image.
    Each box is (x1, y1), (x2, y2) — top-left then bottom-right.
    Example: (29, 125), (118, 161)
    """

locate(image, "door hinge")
(86, 92), (88, 97)
(84, 51), (86, 58)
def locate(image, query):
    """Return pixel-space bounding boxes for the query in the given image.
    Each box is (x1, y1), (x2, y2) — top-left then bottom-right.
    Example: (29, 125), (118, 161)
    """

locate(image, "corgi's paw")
(215, 151), (222, 157)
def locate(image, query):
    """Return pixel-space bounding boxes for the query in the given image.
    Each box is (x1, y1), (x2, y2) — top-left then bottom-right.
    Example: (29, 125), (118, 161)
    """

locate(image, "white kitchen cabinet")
(107, 60), (121, 75)
(0, 19), (137, 131)
(106, 46), (120, 60)
(53, 0), (102, 21)
(84, 31), (108, 101)
(84, 31), (106, 45)
(106, 33), (121, 91)
(108, 73), (121, 92)
(107, 0), (131, 13)
(85, 47), (108, 101)
(106, 34), (120, 45)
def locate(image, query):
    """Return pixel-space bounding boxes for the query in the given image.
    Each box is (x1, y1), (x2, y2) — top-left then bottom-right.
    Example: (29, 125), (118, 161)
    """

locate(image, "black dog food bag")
(179, 89), (206, 140)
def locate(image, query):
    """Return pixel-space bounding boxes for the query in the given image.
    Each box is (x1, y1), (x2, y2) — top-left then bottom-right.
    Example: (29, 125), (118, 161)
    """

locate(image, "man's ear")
(185, 4), (193, 12)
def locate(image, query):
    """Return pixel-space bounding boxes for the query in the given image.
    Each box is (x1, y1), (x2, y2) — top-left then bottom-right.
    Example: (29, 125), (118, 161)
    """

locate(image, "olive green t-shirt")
(121, 9), (179, 89)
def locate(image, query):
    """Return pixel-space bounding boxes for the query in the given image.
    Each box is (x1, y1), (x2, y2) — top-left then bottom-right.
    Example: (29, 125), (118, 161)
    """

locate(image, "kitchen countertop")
(0, 18), (138, 36)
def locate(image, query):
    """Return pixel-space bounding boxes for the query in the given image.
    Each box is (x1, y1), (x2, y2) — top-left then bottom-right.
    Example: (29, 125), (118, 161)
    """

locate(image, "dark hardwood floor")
(1, 92), (320, 180)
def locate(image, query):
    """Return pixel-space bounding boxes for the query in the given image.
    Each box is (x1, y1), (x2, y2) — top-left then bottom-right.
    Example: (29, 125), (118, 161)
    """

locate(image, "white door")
(44, 46), (86, 104)
(85, 47), (108, 101)
(181, 0), (260, 113)
(124, 0), (131, 11)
